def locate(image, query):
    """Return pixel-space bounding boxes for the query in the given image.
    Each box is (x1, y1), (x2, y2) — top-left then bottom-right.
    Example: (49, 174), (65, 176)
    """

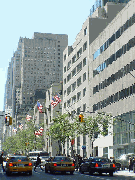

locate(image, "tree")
(74, 112), (115, 141)
(46, 112), (75, 155)
(2, 119), (44, 154)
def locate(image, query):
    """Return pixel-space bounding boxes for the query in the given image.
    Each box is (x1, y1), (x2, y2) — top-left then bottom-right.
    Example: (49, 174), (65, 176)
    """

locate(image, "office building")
(63, 0), (130, 158)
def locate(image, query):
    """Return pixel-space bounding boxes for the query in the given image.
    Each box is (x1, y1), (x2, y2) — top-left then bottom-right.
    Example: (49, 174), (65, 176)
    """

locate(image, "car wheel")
(80, 168), (84, 174)
(6, 171), (11, 176)
(109, 171), (113, 176)
(50, 169), (54, 174)
(29, 171), (32, 175)
(89, 170), (93, 175)
(70, 171), (74, 175)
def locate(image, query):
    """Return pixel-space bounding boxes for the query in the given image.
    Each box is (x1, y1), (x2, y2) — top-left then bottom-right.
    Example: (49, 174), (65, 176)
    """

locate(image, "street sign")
(82, 145), (86, 149)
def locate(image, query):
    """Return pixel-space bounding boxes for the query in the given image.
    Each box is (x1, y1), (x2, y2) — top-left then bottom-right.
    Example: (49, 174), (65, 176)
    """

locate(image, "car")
(39, 151), (49, 166)
(116, 153), (135, 170)
(5, 156), (33, 176)
(45, 156), (75, 174)
(79, 157), (116, 176)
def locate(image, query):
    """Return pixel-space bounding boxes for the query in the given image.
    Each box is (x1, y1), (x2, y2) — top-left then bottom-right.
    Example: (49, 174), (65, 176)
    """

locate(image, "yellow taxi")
(6, 156), (33, 176)
(45, 156), (75, 174)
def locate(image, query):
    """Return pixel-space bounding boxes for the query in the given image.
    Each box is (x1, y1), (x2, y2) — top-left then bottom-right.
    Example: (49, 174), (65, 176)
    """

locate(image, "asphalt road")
(0, 168), (135, 180)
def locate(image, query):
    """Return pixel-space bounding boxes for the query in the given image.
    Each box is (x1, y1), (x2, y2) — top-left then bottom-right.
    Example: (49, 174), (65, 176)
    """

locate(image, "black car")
(79, 157), (116, 176)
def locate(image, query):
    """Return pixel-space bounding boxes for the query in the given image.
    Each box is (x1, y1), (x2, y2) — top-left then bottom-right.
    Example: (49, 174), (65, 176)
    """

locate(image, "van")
(39, 152), (49, 166)
(28, 151), (42, 166)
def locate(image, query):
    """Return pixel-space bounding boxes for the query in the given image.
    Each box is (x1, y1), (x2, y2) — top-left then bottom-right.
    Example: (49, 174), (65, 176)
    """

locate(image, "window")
(77, 91), (81, 101)
(77, 62), (82, 73)
(93, 48), (100, 60)
(83, 57), (87, 66)
(64, 66), (66, 73)
(67, 73), (71, 82)
(72, 68), (76, 77)
(72, 55), (76, 64)
(83, 72), (86, 82)
(67, 60), (71, 70)
(64, 102), (66, 108)
(77, 76), (81, 87)
(77, 48), (82, 59)
(67, 99), (71, 107)
(77, 107), (81, 115)
(83, 103), (86, 112)
(83, 42), (87, 51)
(84, 27), (87, 36)
(72, 81), (76, 92)
(64, 78), (66, 84)
(83, 87), (86, 97)
(67, 86), (71, 95)
(64, 90), (66, 96)
(109, 33), (115, 45)
(116, 28), (121, 39)
(72, 95), (76, 104)
(64, 54), (66, 61)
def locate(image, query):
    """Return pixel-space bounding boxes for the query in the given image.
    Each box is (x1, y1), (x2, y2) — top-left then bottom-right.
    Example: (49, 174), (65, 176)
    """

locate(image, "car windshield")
(29, 153), (39, 156)
(10, 156), (29, 162)
(40, 152), (49, 156)
(53, 157), (71, 162)
(91, 158), (110, 163)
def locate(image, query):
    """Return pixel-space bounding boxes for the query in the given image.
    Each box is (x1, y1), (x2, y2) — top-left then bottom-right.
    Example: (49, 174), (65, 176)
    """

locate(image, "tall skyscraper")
(5, 32), (68, 118)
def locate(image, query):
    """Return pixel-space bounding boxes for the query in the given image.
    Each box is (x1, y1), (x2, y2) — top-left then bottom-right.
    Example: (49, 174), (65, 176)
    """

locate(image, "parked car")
(116, 153), (135, 170)
(79, 157), (116, 176)
(5, 156), (33, 176)
(45, 156), (75, 174)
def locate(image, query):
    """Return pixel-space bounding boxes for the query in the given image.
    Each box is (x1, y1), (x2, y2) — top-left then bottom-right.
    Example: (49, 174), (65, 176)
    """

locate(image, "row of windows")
(64, 87), (86, 108)
(66, 73), (86, 95)
(93, 59), (135, 94)
(64, 58), (87, 83)
(93, 83), (135, 112)
(93, 36), (135, 77)
(93, 13), (135, 60)
(64, 41), (87, 66)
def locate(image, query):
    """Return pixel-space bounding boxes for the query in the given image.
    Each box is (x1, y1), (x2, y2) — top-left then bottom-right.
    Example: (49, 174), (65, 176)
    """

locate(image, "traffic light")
(79, 114), (84, 122)
(9, 117), (12, 125)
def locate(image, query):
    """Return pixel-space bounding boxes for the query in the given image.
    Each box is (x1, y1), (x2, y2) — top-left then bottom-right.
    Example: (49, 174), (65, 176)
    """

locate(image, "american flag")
(51, 93), (61, 108)
(37, 101), (43, 113)
(26, 114), (32, 121)
(39, 127), (44, 133)
(13, 127), (17, 133)
(35, 127), (44, 136)
(54, 94), (61, 102)
(19, 124), (23, 130)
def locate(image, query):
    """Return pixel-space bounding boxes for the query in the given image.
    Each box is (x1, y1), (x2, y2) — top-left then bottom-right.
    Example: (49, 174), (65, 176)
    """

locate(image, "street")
(0, 168), (135, 180)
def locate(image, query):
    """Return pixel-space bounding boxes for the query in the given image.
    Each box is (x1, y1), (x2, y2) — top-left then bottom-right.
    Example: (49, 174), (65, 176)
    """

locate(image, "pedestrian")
(34, 154), (43, 171)
(75, 154), (79, 171)
(78, 155), (82, 169)
(132, 157), (135, 170)
(0, 152), (5, 172)
(129, 157), (132, 172)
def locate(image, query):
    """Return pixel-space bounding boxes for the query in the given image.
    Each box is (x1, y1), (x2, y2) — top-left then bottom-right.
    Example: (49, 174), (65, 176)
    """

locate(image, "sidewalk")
(114, 169), (135, 177)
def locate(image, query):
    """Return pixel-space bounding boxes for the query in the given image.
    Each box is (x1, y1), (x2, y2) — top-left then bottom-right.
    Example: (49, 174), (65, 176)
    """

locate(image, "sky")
(0, 0), (95, 111)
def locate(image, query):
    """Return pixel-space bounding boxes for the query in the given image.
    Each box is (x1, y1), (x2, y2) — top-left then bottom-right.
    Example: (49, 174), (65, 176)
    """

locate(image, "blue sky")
(0, 0), (95, 111)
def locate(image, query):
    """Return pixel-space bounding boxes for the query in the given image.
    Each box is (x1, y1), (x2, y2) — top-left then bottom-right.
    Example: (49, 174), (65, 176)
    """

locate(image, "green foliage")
(46, 112), (114, 148)
(2, 119), (44, 154)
